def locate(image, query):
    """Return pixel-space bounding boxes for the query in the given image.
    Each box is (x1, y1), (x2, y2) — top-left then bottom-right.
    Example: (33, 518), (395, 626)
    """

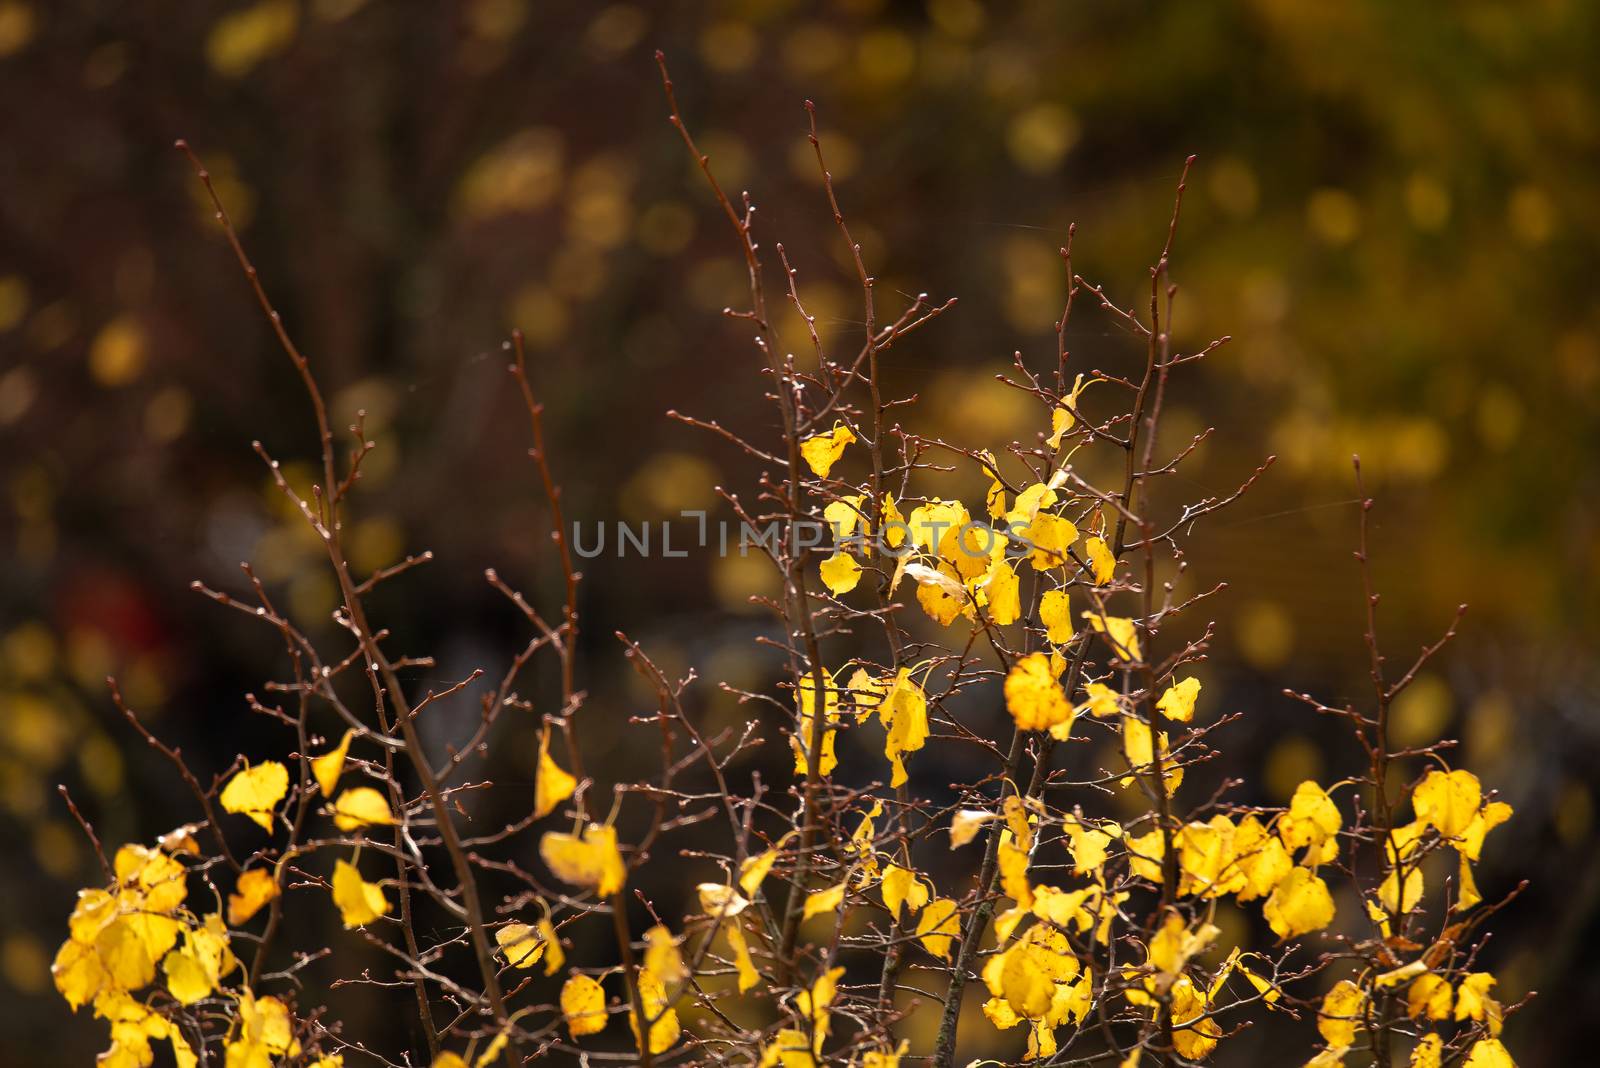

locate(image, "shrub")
(51, 60), (1521, 1068)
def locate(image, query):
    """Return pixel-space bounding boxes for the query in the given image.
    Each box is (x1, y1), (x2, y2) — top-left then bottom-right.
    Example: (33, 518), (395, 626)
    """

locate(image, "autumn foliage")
(50, 62), (1523, 1068)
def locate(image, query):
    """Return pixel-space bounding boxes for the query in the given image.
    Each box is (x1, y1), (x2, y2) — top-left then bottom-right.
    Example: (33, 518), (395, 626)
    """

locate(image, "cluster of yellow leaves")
(52, 836), (313, 1068)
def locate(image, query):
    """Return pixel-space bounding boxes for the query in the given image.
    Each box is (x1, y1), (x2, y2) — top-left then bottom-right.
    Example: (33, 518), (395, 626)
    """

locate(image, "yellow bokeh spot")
(620, 451), (721, 518)
(466, 0), (527, 42)
(586, 5), (648, 57)
(856, 29), (915, 87)
(456, 128), (565, 221)
(89, 316), (147, 387)
(1209, 157), (1259, 218)
(1307, 188), (1361, 246)
(782, 23), (845, 78)
(929, 0), (985, 38)
(1, 934), (48, 995)
(145, 387), (193, 443)
(1554, 781), (1593, 848)
(1235, 600), (1293, 669)
(2, 620), (56, 681)
(792, 129), (858, 183)
(34, 820), (81, 880)
(1405, 174), (1451, 230)
(348, 516), (405, 574)
(1507, 185), (1554, 244)
(206, 0), (298, 78)
(1466, 689), (1514, 769)
(78, 735), (124, 799)
(1263, 735), (1322, 803)
(0, 274), (28, 332)
(508, 284), (569, 347)
(637, 200), (695, 256)
(1389, 673), (1451, 748)
(711, 552), (775, 614)
(1007, 103), (1078, 174)
(1475, 383), (1523, 451)
(0, 1), (35, 57)
(700, 21), (759, 73)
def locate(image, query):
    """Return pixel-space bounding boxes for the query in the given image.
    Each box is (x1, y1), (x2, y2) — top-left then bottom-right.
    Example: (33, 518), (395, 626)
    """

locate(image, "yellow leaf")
(1318, 979), (1366, 1047)
(95, 917), (156, 990)
(432, 1054), (468, 1068)
(495, 923), (547, 969)
(1062, 814), (1120, 876)
(799, 422), (856, 478)
(1262, 866), (1335, 939)
(916, 898), (960, 959)
(880, 864), (930, 921)
(330, 857), (389, 928)
(51, 937), (107, 1010)
(163, 947), (212, 1005)
(881, 668), (929, 787)
(792, 665), (840, 777)
(1414, 769), (1482, 841)
(1039, 589), (1073, 644)
(1077, 681), (1121, 718)
(697, 882), (750, 917)
(1410, 1034), (1443, 1068)
(227, 868), (280, 926)
(998, 836), (1033, 909)
(310, 729), (352, 797)
(950, 809), (996, 848)
(540, 824), (626, 897)
(1024, 512), (1078, 570)
(861, 1040), (909, 1068)
(220, 761), (289, 832)
(1456, 853), (1483, 912)
(1378, 867), (1425, 917)
(1280, 781), (1342, 865)
(1463, 1039), (1513, 1068)
(534, 723), (577, 820)
(1459, 801), (1513, 862)
(1083, 611), (1141, 660)
(1005, 652), (1071, 732)
(642, 925), (686, 987)
(796, 966), (844, 1051)
(739, 842), (784, 897)
(538, 919), (564, 976)
(1407, 974), (1453, 1020)
(983, 557), (1022, 625)
(1232, 815), (1293, 902)
(331, 786), (395, 831)
(1121, 715), (1181, 792)
(1084, 535), (1115, 584)
(1454, 972), (1498, 1027)
(1156, 677), (1201, 723)
(115, 844), (189, 912)
(560, 973), (608, 1037)
(802, 880), (848, 921)
(1375, 961), (1428, 989)
(819, 551), (862, 596)
(824, 494), (867, 540)
(726, 918), (759, 993)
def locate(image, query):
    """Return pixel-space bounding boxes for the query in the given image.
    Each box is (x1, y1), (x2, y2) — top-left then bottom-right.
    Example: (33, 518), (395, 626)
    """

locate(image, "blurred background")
(1, 1), (1596, 1064)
